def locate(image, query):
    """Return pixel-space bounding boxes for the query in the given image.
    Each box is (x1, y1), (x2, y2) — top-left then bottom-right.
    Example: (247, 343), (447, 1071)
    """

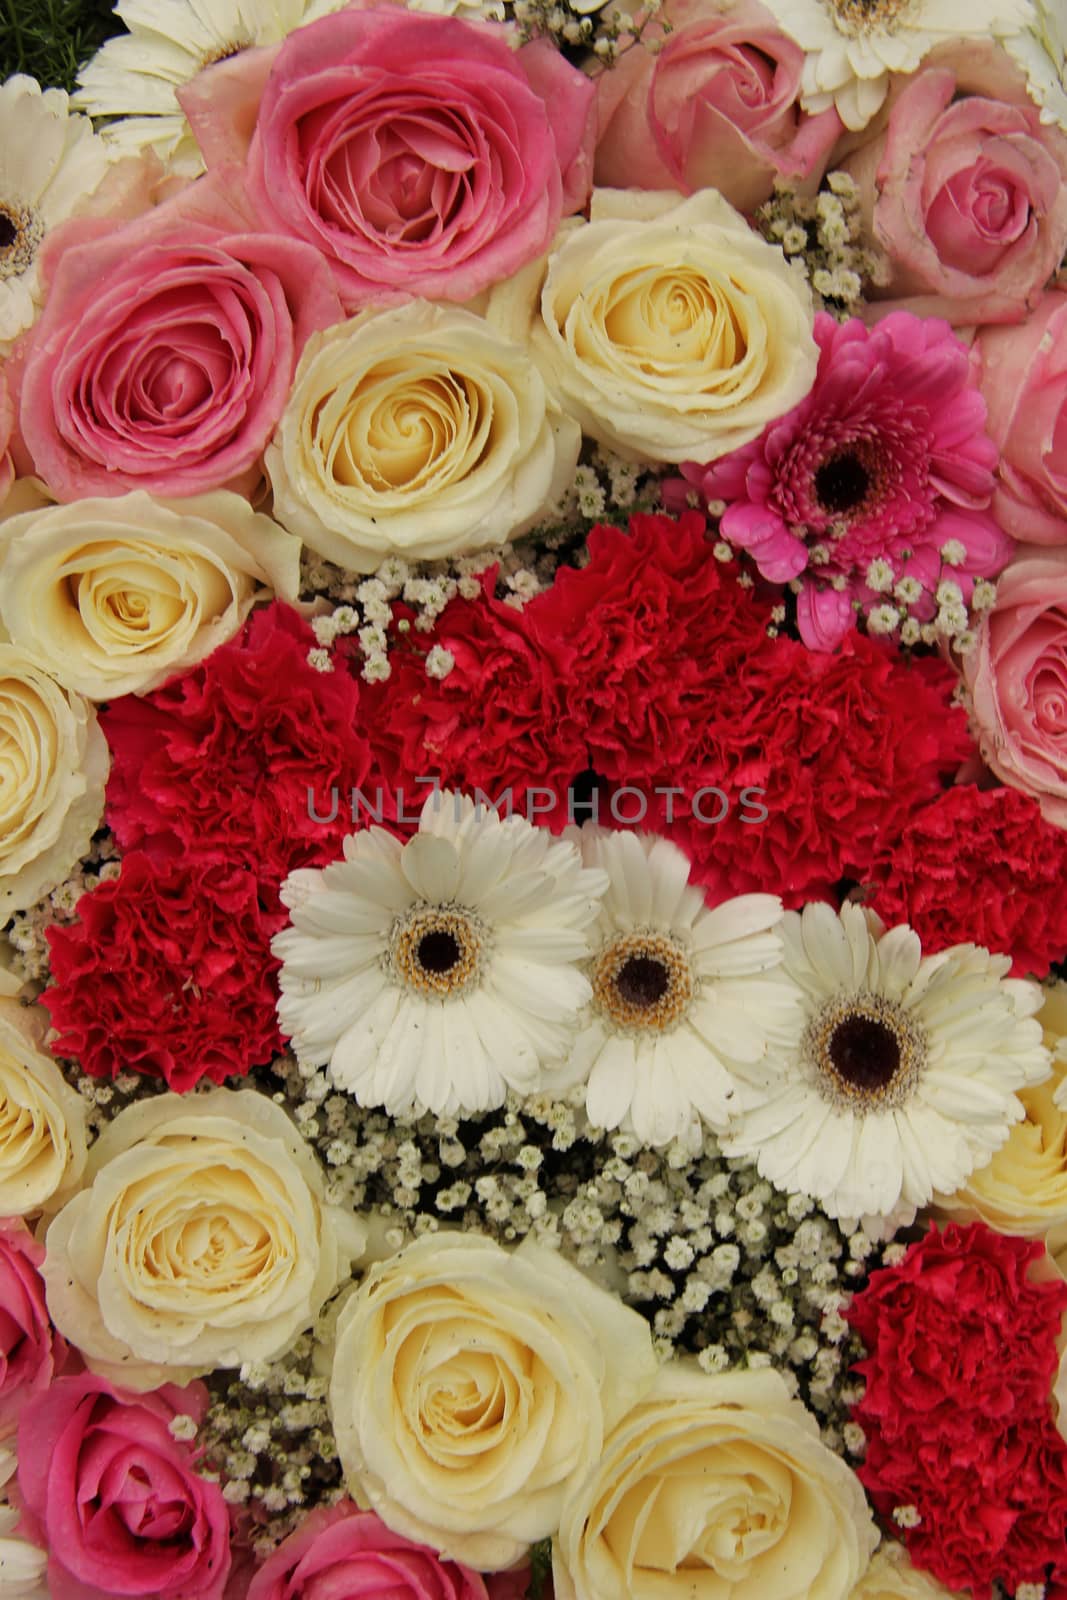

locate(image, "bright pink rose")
(181, 4), (596, 309)
(16, 1374), (231, 1600)
(842, 46), (1067, 325)
(0, 1221), (68, 1439)
(246, 1503), (492, 1600)
(962, 547), (1067, 828)
(594, 0), (842, 212)
(0, 368), (13, 503)
(17, 169), (343, 500)
(972, 288), (1067, 543)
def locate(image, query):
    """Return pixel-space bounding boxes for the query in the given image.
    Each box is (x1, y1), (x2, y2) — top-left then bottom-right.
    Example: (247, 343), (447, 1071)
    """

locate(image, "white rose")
(266, 302), (580, 570)
(850, 1542), (964, 1600)
(0, 644), (108, 917)
(0, 999), (87, 1216)
(328, 1231), (659, 1570)
(0, 1446), (48, 1600)
(554, 1364), (877, 1600)
(0, 490), (302, 699)
(523, 188), (817, 465)
(42, 1088), (365, 1391)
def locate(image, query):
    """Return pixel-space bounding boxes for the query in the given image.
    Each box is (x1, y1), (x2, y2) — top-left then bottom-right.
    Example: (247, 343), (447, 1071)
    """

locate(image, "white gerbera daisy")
(0, 77), (112, 350)
(1007, 0), (1067, 133)
(764, 0), (1035, 129)
(272, 792), (609, 1117)
(720, 901), (1051, 1225)
(564, 830), (802, 1153)
(72, 0), (349, 178)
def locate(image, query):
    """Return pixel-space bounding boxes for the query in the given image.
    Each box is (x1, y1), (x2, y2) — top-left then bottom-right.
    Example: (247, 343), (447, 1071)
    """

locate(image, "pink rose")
(16, 1373), (231, 1600)
(972, 288), (1067, 543)
(842, 45), (1067, 325)
(594, 0), (842, 213)
(246, 1502), (492, 1600)
(17, 169), (343, 501)
(962, 548), (1067, 827)
(0, 1220), (68, 1439)
(180, 4), (596, 309)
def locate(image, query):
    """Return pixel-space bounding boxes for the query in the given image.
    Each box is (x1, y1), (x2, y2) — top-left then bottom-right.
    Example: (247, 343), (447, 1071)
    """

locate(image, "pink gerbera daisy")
(678, 311), (1013, 650)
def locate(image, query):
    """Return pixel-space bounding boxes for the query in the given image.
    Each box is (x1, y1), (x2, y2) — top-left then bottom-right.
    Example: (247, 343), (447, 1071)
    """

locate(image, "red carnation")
(846, 1221), (1067, 1596)
(102, 602), (384, 901)
(43, 854), (284, 1090)
(355, 571), (587, 828)
(661, 629), (972, 907)
(865, 784), (1067, 978)
(524, 510), (775, 785)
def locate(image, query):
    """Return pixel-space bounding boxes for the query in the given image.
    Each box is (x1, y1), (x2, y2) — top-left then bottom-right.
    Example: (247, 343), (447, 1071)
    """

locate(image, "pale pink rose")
(841, 46), (1067, 326)
(0, 1220), (69, 1439)
(17, 168), (343, 501)
(972, 288), (1067, 543)
(962, 548), (1067, 827)
(180, 4), (596, 310)
(594, 0), (842, 213)
(246, 1502), (493, 1600)
(0, 369), (12, 503)
(16, 1373), (230, 1600)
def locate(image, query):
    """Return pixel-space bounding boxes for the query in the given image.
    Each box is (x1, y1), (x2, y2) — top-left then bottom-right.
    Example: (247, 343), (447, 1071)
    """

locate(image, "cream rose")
(553, 1364), (877, 1600)
(0, 999), (87, 1216)
(0, 645), (108, 918)
(523, 188), (817, 465)
(850, 1542), (963, 1600)
(328, 1231), (659, 1570)
(935, 982), (1067, 1250)
(0, 490), (302, 700)
(42, 1088), (365, 1391)
(267, 302), (580, 569)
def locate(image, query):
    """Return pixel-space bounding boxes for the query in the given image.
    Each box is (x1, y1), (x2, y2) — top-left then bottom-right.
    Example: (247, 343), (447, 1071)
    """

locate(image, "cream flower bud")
(329, 1231), (659, 1570)
(0, 644), (108, 918)
(553, 1363), (877, 1600)
(0, 490), (301, 699)
(0, 999), (87, 1216)
(267, 302), (580, 570)
(523, 189), (817, 466)
(42, 1089), (366, 1391)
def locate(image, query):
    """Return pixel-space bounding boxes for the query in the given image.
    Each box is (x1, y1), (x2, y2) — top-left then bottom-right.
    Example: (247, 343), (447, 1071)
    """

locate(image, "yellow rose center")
(326, 360), (492, 495)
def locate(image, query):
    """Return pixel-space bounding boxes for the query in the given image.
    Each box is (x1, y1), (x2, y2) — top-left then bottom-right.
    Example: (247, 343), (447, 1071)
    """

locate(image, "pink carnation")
(678, 311), (1012, 650)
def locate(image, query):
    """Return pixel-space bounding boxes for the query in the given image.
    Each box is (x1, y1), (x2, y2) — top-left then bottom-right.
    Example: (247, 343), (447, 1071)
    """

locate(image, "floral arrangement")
(1, 0), (1067, 1596)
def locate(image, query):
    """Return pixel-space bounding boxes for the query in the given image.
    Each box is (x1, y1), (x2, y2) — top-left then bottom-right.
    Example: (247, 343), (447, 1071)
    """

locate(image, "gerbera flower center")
(805, 990), (927, 1109)
(593, 932), (694, 1032)
(827, 0), (914, 33)
(814, 450), (872, 516)
(200, 40), (252, 67)
(390, 906), (484, 1000)
(0, 202), (44, 281)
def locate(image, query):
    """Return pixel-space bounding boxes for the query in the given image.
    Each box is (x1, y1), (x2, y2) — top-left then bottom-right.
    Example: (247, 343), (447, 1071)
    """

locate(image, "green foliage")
(525, 1539), (553, 1600)
(0, 0), (124, 93)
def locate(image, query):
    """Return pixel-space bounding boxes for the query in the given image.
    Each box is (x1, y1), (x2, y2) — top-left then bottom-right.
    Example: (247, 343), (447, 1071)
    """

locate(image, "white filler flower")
(721, 901), (1052, 1225)
(273, 792), (610, 1116)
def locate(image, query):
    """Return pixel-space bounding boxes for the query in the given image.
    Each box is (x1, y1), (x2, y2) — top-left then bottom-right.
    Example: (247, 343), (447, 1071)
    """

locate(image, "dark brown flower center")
(391, 907), (483, 999)
(0, 213), (15, 251)
(593, 932), (694, 1032)
(615, 955), (671, 1009)
(417, 929), (462, 976)
(804, 990), (927, 1110)
(815, 451), (871, 515)
(827, 1013), (900, 1093)
(0, 202), (44, 280)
